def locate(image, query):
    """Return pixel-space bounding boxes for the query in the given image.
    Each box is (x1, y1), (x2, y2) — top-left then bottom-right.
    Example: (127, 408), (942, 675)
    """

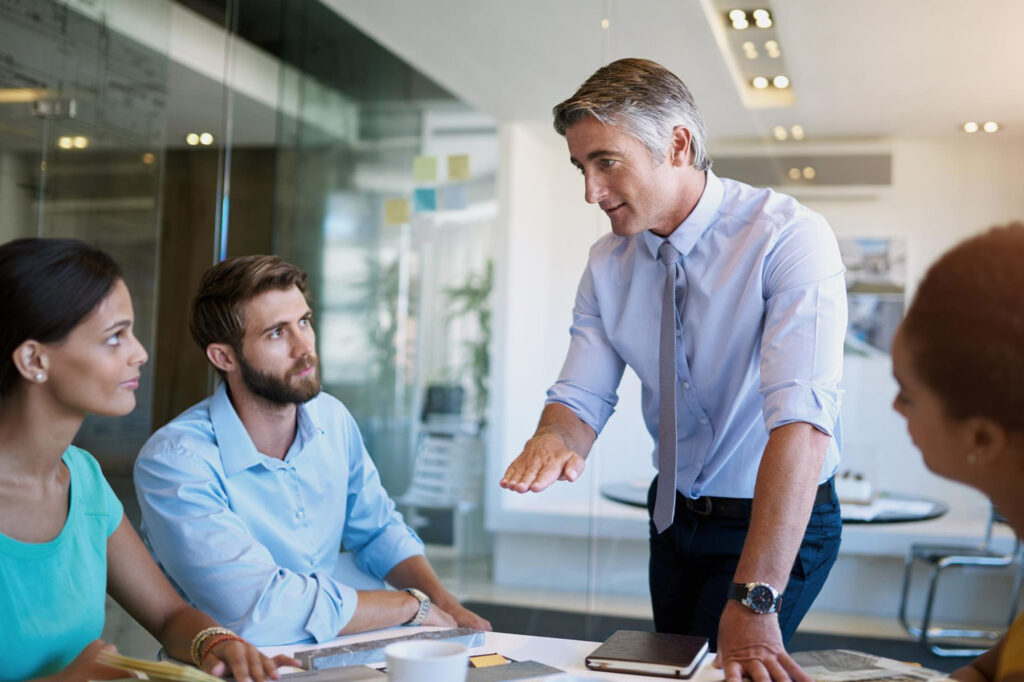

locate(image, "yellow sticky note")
(413, 155), (437, 182)
(469, 653), (509, 668)
(384, 198), (410, 225)
(448, 154), (470, 181)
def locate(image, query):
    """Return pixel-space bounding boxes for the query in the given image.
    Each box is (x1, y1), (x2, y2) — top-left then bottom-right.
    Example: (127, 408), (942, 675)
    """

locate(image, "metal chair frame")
(898, 506), (1024, 656)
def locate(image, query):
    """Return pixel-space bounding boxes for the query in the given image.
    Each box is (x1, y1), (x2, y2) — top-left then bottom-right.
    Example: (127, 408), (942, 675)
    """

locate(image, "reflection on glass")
(0, 0), (170, 473)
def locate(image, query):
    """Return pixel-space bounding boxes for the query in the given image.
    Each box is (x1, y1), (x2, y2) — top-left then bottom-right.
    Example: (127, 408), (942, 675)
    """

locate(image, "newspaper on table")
(790, 650), (950, 682)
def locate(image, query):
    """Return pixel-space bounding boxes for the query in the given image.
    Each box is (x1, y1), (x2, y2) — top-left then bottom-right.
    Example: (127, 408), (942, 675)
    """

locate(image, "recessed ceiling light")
(773, 125), (788, 141)
(962, 122), (979, 133)
(729, 9), (746, 21)
(790, 124), (805, 140)
(773, 75), (790, 89)
(186, 133), (200, 145)
(732, 17), (749, 29)
(983, 121), (999, 133)
(742, 41), (758, 59)
(72, 136), (88, 149)
(802, 166), (816, 180)
(199, 132), (214, 145)
(142, 152), (155, 165)
(58, 136), (73, 149)
(764, 40), (781, 58)
(788, 167), (801, 181)
(601, 18), (610, 29)
(752, 10), (773, 28)
(752, 76), (769, 89)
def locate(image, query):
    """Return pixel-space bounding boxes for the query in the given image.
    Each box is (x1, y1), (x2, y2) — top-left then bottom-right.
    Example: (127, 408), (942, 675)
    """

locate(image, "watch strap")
(403, 588), (431, 626)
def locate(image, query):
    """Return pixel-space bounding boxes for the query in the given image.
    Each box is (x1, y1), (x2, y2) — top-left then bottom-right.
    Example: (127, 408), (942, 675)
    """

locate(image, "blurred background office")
(2, 0), (1023, 659)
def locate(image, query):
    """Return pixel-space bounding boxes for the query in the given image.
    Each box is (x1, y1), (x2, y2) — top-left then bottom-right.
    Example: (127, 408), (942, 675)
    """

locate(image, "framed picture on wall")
(838, 237), (906, 355)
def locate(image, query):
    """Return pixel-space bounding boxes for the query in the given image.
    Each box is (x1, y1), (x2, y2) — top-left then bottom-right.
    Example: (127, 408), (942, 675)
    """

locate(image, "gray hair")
(552, 58), (710, 171)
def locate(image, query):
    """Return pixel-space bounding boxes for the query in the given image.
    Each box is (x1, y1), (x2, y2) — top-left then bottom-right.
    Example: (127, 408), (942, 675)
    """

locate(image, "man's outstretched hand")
(500, 432), (585, 493)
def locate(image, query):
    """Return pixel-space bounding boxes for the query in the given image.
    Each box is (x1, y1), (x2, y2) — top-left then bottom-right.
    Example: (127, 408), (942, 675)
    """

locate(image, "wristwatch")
(727, 581), (782, 614)
(403, 587), (431, 625)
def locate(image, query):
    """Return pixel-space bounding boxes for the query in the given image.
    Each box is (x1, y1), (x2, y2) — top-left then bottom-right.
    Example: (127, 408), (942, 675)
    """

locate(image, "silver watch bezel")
(731, 581), (782, 614)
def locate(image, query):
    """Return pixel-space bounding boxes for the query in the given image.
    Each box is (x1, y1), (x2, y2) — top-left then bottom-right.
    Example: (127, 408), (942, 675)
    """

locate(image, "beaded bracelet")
(190, 626), (237, 667)
(200, 633), (247, 664)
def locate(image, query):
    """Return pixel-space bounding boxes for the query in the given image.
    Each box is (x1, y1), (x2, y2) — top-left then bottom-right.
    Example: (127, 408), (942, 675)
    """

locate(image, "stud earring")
(35, 372), (44, 382)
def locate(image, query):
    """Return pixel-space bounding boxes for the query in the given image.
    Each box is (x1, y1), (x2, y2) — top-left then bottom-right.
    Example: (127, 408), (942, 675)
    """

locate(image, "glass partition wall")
(1, 0), (503, 655)
(0, 0), (669, 655)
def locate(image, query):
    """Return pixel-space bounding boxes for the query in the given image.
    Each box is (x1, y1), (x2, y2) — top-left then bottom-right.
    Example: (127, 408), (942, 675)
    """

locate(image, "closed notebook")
(585, 629), (709, 678)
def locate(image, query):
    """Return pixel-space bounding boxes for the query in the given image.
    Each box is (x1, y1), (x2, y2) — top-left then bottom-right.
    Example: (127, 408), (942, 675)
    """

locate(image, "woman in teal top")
(0, 239), (298, 682)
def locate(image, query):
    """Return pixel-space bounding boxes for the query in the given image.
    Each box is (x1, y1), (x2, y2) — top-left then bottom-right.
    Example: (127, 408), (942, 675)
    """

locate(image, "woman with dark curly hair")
(892, 222), (1024, 682)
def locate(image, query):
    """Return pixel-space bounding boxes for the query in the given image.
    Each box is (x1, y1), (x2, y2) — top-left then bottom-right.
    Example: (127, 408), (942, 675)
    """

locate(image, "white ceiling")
(323, 0), (1024, 142)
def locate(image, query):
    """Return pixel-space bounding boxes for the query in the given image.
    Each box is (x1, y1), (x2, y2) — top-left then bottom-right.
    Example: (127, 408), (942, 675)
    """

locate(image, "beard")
(237, 351), (321, 406)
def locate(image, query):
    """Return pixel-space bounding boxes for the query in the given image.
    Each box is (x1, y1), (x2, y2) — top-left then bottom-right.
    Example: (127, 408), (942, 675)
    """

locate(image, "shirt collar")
(210, 383), (325, 475)
(642, 169), (724, 259)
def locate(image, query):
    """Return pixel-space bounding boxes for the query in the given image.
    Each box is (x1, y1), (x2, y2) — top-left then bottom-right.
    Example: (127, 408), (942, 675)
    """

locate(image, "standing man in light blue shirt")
(500, 58), (846, 682)
(135, 255), (490, 646)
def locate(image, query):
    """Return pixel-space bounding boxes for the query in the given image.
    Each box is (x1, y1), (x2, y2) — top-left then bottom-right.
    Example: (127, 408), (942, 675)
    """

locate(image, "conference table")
(262, 625), (724, 681)
(599, 480), (948, 525)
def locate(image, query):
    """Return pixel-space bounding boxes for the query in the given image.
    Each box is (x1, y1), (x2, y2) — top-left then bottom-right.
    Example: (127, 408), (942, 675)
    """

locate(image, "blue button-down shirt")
(134, 385), (424, 645)
(547, 171), (846, 498)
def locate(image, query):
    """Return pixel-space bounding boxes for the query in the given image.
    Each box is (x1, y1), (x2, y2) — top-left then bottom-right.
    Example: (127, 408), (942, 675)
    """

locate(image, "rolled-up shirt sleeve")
(336, 410), (425, 580)
(545, 260), (626, 435)
(759, 213), (847, 437)
(134, 449), (359, 645)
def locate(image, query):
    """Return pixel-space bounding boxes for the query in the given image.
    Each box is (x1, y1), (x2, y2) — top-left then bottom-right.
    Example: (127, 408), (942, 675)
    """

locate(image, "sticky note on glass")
(413, 187), (437, 212)
(413, 155), (437, 182)
(442, 184), (468, 211)
(448, 154), (470, 181)
(384, 198), (410, 225)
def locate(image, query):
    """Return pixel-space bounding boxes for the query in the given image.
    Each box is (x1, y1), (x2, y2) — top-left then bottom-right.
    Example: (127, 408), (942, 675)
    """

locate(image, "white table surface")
(261, 626), (724, 681)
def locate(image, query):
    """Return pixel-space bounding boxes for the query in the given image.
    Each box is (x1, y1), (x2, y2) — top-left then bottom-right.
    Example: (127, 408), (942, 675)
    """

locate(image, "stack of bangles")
(190, 626), (246, 667)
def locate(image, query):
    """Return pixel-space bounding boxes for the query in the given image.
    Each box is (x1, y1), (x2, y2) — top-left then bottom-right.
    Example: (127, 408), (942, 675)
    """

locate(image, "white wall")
(487, 124), (1024, 616)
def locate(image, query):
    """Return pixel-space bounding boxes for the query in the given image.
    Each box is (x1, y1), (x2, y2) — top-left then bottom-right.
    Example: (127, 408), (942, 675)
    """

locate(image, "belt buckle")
(688, 496), (712, 516)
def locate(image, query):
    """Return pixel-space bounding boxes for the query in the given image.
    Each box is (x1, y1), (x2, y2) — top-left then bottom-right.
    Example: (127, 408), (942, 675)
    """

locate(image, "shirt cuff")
(545, 383), (615, 434)
(304, 577), (359, 642)
(355, 524), (425, 581)
(761, 380), (841, 437)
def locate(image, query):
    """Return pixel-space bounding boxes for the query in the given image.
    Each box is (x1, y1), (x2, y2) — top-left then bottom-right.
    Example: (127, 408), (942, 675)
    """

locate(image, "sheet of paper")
(840, 499), (935, 521)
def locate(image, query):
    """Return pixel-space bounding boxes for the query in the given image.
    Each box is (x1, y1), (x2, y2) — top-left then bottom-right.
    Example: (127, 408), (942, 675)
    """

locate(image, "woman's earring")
(35, 372), (44, 382)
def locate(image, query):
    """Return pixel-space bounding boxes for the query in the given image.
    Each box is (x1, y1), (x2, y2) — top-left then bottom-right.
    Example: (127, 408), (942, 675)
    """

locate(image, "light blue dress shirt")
(134, 385), (425, 645)
(547, 170), (847, 498)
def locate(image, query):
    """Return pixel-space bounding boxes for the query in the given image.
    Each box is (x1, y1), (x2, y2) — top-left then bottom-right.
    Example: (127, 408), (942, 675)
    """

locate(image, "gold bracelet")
(190, 626), (236, 667)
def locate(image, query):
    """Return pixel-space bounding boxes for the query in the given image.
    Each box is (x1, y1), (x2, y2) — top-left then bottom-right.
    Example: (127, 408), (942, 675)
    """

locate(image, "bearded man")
(135, 255), (489, 646)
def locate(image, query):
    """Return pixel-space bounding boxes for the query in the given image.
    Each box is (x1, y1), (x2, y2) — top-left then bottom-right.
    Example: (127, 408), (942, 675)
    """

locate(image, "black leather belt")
(682, 479), (834, 519)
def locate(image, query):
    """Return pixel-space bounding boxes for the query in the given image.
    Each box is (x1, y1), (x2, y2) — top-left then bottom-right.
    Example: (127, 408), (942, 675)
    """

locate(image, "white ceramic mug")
(384, 640), (469, 682)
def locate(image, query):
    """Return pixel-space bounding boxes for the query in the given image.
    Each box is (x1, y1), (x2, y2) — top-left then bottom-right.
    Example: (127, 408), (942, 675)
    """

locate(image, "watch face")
(747, 584), (777, 613)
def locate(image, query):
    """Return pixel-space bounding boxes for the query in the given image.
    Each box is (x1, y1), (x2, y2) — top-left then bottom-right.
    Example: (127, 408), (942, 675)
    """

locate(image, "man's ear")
(206, 343), (238, 374)
(12, 340), (49, 383)
(669, 125), (693, 167)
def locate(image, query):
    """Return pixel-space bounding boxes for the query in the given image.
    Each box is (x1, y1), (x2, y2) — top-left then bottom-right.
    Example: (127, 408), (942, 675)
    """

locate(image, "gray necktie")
(654, 241), (681, 533)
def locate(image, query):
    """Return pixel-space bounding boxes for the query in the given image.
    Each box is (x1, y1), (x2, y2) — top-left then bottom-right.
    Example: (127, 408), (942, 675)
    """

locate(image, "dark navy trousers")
(646, 477), (842, 649)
